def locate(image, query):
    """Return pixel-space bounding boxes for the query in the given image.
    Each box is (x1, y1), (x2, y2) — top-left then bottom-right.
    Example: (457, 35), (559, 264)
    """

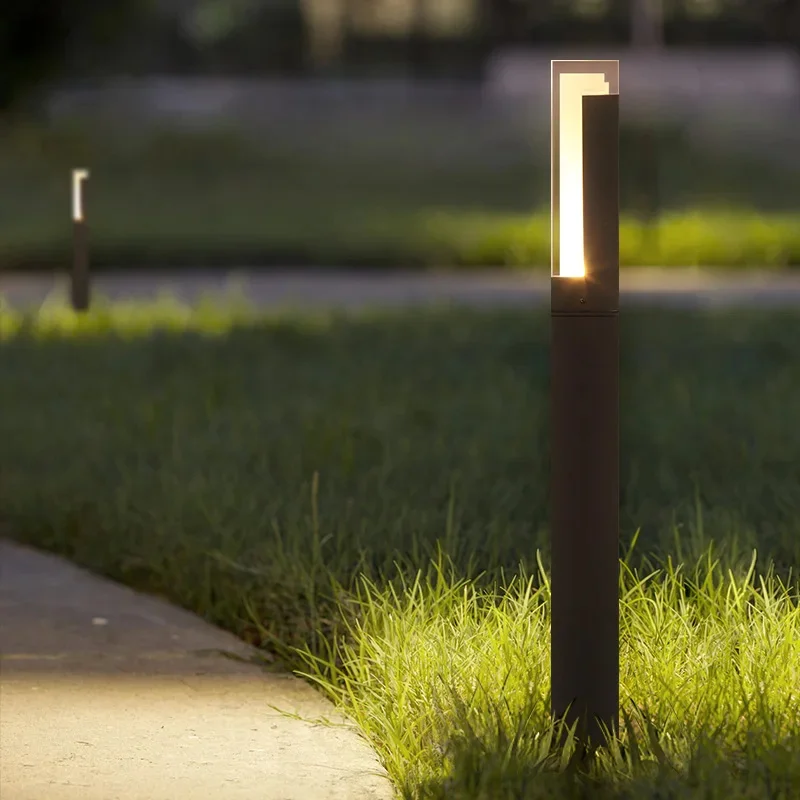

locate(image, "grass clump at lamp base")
(285, 532), (799, 799)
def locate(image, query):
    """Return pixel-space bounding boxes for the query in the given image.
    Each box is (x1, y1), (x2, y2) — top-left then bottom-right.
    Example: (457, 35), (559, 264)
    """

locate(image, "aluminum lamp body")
(550, 60), (620, 748)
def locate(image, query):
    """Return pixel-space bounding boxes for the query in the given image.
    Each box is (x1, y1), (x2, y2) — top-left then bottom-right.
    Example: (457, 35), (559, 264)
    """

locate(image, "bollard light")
(549, 60), (620, 749)
(71, 169), (90, 312)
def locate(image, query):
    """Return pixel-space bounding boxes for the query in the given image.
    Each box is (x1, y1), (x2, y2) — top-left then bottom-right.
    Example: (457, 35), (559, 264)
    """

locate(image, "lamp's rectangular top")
(72, 169), (90, 223)
(551, 60), (619, 95)
(551, 61), (619, 313)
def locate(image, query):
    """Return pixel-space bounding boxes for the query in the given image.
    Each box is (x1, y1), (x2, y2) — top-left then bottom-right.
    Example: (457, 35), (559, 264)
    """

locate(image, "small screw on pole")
(71, 169), (90, 312)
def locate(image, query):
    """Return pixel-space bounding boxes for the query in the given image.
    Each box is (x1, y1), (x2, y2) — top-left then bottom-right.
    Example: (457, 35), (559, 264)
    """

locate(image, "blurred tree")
(409, 0), (429, 78)
(178, 0), (307, 74)
(0, 0), (68, 113)
(0, 0), (149, 115)
(767, 0), (800, 49)
(765, 0), (800, 103)
(631, 0), (663, 48)
(300, 0), (348, 72)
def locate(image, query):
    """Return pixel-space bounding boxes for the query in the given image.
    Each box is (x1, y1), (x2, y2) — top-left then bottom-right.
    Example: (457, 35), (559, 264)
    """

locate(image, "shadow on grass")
(407, 733), (800, 799)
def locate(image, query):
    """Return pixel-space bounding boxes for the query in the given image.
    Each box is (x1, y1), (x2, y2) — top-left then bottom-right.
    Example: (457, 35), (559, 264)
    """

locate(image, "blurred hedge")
(1, 120), (798, 270)
(4, 209), (799, 271)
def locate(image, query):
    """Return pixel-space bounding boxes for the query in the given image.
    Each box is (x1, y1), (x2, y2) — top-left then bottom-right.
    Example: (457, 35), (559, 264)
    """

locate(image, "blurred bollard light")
(71, 169), (90, 312)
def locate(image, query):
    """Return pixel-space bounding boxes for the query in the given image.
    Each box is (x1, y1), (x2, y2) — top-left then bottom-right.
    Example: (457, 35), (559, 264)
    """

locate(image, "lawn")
(1, 298), (799, 799)
(1, 117), (799, 269)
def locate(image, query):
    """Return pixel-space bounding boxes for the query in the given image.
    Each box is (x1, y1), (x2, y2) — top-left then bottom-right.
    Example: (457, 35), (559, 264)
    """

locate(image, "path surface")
(0, 540), (393, 800)
(3, 268), (800, 311)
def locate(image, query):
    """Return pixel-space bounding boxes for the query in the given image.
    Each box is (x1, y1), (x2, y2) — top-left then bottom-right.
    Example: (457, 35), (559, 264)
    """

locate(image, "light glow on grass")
(290, 539), (799, 794)
(0, 292), (261, 339)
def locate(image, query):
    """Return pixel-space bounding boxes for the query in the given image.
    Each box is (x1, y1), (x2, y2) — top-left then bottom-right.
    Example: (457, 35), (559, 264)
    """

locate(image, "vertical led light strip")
(558, 74), (609, 278)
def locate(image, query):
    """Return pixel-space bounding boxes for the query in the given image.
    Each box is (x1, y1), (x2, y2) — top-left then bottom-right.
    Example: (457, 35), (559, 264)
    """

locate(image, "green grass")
(1, 120), (799, 269)
(1, 298), (799, 798)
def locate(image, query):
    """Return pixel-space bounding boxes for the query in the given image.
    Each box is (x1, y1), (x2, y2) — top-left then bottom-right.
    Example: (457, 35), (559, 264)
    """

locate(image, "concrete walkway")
(0, 540), (394, 800)
(3, 267), (800, 311)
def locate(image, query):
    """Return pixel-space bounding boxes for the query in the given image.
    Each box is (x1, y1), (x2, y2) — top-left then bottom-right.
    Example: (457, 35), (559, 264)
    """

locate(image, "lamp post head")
(551, 61), (619, 315)
(72, 169), (89, 223)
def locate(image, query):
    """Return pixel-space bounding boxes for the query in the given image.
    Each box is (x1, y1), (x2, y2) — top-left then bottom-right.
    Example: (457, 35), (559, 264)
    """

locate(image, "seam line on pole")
(551, 312), (619, 317)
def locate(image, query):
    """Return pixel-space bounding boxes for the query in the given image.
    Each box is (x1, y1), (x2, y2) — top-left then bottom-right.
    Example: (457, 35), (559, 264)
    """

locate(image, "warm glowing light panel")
(72, 169), (89, 222)
(551, 61), (619, 279)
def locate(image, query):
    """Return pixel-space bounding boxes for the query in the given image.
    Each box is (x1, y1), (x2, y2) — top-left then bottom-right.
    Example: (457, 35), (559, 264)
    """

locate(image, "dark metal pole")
(550, 92), (620, 749)
(71, 170), (90, 312)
